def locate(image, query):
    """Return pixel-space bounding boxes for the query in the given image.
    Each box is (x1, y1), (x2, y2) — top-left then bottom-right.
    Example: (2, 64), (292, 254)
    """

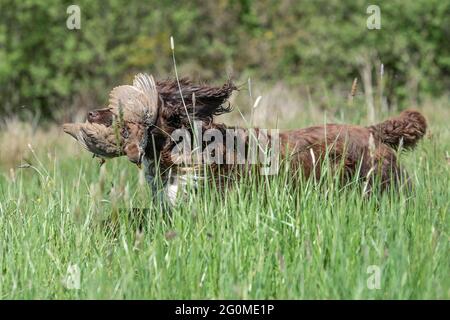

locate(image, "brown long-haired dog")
(64, 73), (427, 205)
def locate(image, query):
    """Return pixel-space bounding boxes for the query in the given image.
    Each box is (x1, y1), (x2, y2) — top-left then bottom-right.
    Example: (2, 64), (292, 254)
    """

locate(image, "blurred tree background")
(0, 0), (449, 122)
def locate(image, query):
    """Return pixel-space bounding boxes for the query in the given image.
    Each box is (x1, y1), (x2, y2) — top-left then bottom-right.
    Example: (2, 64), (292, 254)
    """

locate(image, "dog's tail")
(367, 109), (427, 150)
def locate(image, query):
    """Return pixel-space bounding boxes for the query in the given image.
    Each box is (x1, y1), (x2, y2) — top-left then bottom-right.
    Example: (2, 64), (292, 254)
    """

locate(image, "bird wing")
(108, 73), (158, 126)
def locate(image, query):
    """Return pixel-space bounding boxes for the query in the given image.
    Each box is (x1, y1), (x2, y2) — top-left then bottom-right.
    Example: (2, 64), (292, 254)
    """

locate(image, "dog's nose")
(88, 111), (99, 121)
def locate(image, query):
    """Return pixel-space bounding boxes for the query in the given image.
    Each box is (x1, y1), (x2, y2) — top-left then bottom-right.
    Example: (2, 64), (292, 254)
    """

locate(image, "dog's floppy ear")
(159, 79), (237, 123)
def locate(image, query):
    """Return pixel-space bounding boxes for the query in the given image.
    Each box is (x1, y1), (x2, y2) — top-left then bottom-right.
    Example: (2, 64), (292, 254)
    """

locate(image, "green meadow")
(0, 98), (448, 299)
(0, 0), (448, 300)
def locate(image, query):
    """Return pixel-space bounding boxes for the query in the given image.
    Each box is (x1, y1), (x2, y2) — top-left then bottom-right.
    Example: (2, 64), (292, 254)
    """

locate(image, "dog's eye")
(121, 127), (129, 139)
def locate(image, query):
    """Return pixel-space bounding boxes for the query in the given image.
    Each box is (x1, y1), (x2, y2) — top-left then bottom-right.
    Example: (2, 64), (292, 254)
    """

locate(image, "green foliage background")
(0, 0), (449, 120)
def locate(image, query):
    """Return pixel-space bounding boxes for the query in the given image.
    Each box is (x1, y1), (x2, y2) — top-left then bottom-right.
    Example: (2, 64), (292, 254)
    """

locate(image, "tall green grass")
(0, 102), (448, 299)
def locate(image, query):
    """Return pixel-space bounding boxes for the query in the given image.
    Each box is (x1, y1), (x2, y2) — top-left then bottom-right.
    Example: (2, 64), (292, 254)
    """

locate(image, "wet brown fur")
(87, 79), (427, 193)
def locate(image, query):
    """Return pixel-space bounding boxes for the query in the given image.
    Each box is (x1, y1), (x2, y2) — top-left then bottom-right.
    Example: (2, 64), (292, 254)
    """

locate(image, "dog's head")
(63, 73), (158, 166)
(64, 74), (237, 168)
(87, 108), (114, 127)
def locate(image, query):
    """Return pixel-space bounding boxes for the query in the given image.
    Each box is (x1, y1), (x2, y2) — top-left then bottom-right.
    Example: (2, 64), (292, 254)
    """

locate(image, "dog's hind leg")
(362, 146), (412, 195)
